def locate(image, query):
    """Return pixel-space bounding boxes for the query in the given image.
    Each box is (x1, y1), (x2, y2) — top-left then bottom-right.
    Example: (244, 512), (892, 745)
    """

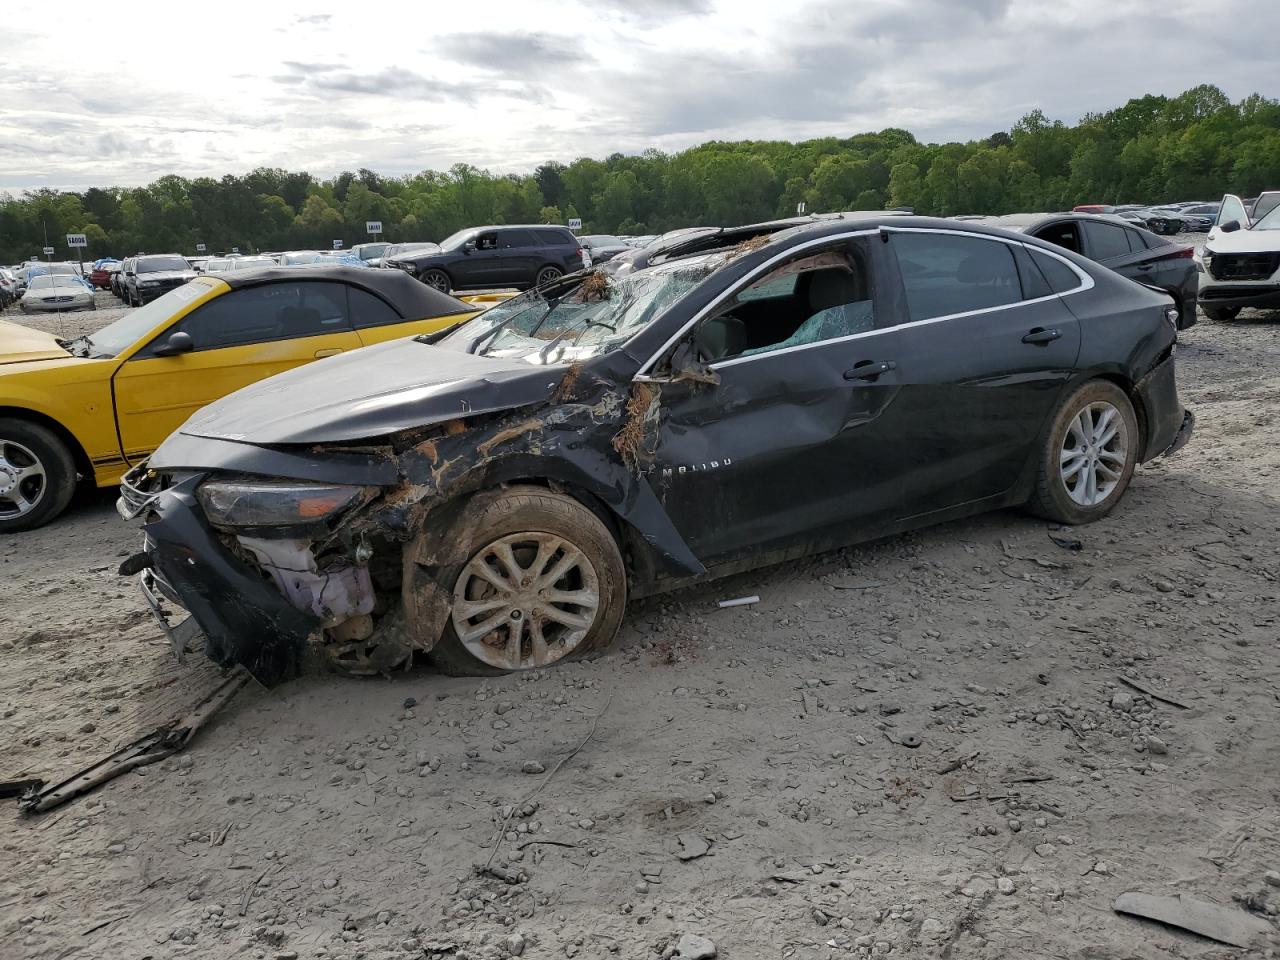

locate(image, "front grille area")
(1200, 284), (1280, 300)
(1209, 252), (1280, 281)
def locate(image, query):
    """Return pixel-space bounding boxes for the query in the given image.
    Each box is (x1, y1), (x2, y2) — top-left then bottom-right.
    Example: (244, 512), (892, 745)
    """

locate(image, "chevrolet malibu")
(120, 215), (1193, 686)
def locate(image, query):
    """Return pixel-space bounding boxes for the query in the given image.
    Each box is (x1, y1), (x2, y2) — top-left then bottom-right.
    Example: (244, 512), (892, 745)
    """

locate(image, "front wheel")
(420, 269), (450, 293)
(0, 419), (78, 533)
(1202, 305), (1241, 323)
(428, 487), (627, 676)
(535, 265), (563, 287)
(1026, 380), (1138, 525)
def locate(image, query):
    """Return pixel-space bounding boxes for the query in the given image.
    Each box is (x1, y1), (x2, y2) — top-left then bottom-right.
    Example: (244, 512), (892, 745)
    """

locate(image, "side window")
(144, 282), (350, 354)
(535, 229), (573, 247)
(347, 287), (402, 329)
(1012, 245), (1052, 300)
(1219, 194), (1248, 226)
(892, 232), (1020, 322)
(1082, 221), (1131, 261)
(499, 230), (536, 249)
(1028, 250), (1084, 294)
(1031, 222), (1082, 254)
(476, 232), (499, 251)
(1252, 193), (1280, 222)
(691, 242), (876, 363)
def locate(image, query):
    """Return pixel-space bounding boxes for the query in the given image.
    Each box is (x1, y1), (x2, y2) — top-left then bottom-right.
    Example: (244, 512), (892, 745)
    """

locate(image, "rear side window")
(1082, 221), (1132, 261)
(347, 286), (402, 329)
(892, 232), (1021, 322)
(148, 282), (350, 353)
(1029, 250), (1084, 294)
(1133, 228), (1166, 251)
(534, 229), (574, 246)
(1012, 245), (1052, 300)
(1032, 222), (1082, 254)
(499, 230), (537, 248)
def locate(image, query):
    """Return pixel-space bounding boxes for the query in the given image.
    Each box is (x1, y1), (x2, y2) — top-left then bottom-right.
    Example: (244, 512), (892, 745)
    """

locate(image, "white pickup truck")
(1198, 191), (1280, 321)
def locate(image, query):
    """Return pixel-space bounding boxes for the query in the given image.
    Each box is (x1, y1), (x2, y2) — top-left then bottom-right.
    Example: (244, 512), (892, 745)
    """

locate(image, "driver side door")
(1209, 194), (1250, 241)
(111, 281), (361, 463)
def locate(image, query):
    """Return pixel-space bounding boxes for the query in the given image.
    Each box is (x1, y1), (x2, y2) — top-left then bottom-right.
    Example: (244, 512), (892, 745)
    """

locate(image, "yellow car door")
(112, 280), (362, 463)
(346, 285), (480, 346)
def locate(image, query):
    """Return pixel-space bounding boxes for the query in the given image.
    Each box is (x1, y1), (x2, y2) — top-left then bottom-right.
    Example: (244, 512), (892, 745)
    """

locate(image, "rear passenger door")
(496, 229), (539, 285)
(877, 229), (1082, 517)
(1078, 219), (1147, 282)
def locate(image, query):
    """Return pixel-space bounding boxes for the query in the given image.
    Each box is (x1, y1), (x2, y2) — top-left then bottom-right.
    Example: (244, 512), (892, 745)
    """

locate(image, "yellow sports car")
(0, 266), (489, 531)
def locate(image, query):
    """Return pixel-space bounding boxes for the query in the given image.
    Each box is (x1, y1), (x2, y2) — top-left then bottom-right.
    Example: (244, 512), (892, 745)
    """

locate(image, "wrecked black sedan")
(119, 215), (1193, 686)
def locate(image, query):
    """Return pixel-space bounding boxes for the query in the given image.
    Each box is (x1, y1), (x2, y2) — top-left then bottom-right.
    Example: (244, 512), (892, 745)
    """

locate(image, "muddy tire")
(428, 487), (627, 676)
(0, 419), (77, 533)
(1202, 305), (1241, 323)
(420, 269), (451, 293)
(1025, 380), (1138, 525)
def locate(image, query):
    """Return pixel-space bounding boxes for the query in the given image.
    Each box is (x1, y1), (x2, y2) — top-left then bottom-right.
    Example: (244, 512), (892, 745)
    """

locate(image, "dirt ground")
(2, 269), (1279, 960)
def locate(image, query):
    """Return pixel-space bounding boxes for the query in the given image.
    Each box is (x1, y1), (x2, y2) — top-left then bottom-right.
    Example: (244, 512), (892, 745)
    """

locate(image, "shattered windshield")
(438, 254), (724, 364)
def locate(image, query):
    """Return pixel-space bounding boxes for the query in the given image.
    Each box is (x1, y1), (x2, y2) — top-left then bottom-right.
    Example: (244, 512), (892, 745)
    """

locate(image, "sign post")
(796, 201), (806, 215)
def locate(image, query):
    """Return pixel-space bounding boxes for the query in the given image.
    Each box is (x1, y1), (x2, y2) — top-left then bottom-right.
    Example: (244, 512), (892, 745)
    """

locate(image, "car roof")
(218, 265), (476, 318)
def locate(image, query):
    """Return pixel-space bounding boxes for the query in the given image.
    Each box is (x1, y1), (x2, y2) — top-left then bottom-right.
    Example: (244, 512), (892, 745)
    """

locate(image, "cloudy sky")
(1, 0), (1277, 193)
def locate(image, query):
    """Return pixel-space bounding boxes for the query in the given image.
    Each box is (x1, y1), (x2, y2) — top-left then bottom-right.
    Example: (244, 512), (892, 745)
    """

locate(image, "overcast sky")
(1, 0), (1277, 193)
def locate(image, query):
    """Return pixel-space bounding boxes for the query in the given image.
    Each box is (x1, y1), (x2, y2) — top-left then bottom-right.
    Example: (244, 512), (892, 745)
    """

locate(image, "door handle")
(314, 348), (343, 358)
(843, 360), (896, 381)
(1136, 261), (1154, 271)
(1021, 328), (1061, 345)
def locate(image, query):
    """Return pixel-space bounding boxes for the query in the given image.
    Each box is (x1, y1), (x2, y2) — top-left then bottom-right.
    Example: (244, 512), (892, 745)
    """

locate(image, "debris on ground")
(1113, 891), (1275, 948)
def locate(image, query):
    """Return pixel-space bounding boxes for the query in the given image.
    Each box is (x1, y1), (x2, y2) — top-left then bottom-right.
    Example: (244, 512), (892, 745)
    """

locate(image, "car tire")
(535, 265), (563, 287)
(1026, 380), (1139, 525)
(420, 269), (451, 293)
(428, 486), (627, 677)
(0, 418), (78, 533)
(1203, 305), (1241, 323)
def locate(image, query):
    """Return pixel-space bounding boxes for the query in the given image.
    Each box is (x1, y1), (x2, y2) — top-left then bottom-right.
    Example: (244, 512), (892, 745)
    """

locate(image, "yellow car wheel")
(0, 419), (77, 533)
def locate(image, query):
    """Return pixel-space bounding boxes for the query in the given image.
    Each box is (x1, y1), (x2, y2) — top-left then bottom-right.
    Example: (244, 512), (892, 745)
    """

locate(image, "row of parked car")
(1071, 197), (1279, 235)
(0, 261), (97, 312)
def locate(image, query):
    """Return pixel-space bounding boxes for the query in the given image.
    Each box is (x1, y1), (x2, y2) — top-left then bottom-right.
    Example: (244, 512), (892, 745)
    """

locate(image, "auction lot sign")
(66, 233), (88, 248)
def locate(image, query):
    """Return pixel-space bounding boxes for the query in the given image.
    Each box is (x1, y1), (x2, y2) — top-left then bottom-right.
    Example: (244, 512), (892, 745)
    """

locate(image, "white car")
(18, 274), (95, 312)
(1199, 191), (1280, 322)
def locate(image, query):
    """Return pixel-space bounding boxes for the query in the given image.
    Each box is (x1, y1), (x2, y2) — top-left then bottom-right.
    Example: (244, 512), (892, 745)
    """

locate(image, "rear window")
(1082, 222), (1132, 261)
(1029, 250), (1084, 294)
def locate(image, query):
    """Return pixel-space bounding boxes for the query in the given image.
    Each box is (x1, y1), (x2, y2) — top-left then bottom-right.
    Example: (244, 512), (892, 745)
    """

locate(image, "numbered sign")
(333, 239), (344, 250)
(66, 233), (88, 248)
(567, 218), (582, 231)
(42, 246), (55, 255)
(196, 243), (207, 253)
(231, 247), (240, 254)
(365, 220), (383, 235)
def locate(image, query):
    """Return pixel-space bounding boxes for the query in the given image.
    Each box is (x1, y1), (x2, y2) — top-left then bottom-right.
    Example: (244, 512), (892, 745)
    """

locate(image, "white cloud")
(0, 0), (1276, 192)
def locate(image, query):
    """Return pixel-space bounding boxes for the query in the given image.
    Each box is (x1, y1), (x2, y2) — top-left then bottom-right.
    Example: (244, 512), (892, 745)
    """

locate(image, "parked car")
(974, 213), (1198, 328)
(379, 242), (439, 266)
(0, 267), (490, 531)
(279, 251), (368, 268)
(350, 241), (391, 267)
(123, 254), (197, 306)
(117, 214), (1192, 686)
(201, 258), (232, 274)
(0, 268), (17, 307)
(1198, 192), (1280, 322)
(224, 257), (276, 271)
(88, 260), (120, 290)
(579, 235), (631, 266)
(1136, 208), (1185, 235)
(387, 225), (584, 293)
(18, 274), (95, 312)
(1072, 204), (1116, 215)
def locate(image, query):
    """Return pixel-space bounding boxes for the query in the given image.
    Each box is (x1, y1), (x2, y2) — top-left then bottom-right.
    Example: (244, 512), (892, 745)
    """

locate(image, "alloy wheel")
(0, 439), (47, 519)
(451, 532), (601, 671)
(1059, 401), (1128, 506)
(536, 267), (562, 286)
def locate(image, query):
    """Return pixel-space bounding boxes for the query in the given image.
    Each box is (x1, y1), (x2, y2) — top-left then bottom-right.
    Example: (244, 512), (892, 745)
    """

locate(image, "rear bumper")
(118, 472), (317, 687)
(1134, 353), (1192, 462)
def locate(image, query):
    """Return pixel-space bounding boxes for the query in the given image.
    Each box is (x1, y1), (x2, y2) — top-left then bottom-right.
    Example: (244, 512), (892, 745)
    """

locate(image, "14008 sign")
(66, 234), (88, 248)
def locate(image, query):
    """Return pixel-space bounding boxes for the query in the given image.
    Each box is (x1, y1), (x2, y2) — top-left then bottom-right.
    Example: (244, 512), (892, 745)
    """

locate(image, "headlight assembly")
(197, 480), (368, 528)
(141, 279), (160, 286)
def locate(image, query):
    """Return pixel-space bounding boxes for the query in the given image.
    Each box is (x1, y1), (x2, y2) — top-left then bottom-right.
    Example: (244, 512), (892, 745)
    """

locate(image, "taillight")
(1172, 246), (1194, 259)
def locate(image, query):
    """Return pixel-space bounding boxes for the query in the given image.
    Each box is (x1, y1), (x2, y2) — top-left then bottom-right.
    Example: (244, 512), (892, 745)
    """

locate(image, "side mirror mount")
(1220, 219), (1242, 233)
(153, 331), (194, 357)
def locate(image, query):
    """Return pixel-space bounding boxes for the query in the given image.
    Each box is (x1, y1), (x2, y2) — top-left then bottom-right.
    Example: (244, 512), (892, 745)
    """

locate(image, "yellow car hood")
(0, 320), (73, 364)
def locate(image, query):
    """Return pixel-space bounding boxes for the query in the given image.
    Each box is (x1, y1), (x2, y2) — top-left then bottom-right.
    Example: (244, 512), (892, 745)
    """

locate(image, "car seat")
(694, 315), (747, 361)
(739, 267), (874, 357)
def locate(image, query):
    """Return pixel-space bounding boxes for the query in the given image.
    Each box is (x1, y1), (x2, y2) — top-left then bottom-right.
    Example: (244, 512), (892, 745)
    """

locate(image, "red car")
(1072, 204), (1116, 215)
(89, 262), (120, 290)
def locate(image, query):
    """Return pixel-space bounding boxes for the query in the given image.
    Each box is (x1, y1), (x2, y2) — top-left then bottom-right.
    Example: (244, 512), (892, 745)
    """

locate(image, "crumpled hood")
(1205, 229), (1280, 254)
(0, 320), (72, 364)
(179, 337), (563, 445)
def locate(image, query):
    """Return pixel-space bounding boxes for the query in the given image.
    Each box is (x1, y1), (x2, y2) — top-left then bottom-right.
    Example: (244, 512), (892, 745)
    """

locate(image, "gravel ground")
(2, 245), (1280, 959)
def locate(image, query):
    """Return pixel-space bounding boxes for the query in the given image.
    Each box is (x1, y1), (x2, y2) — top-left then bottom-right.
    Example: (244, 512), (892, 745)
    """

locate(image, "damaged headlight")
(197, 480), (368, 528)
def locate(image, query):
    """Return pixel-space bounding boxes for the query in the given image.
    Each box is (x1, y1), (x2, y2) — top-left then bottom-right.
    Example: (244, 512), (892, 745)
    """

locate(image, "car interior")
(692, 250), (876, 363)
(1030, 221), (1082, 254)
(150, 283), (349, 353)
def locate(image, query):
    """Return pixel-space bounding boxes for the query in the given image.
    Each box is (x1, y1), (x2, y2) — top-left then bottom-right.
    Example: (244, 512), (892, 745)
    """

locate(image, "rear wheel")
(428, 487), (627, 676)
(421, 269), (450, 293)
(0, 419), (77, 533)
(1203, 305), (1241, 323)
(535, 265), (563, 287)
(1026, 380), (1138, 525)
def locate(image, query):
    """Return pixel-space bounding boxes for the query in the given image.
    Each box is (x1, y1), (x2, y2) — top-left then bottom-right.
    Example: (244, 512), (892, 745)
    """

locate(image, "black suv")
(385, 225), (584, 292)
(123, 254), (198, 306)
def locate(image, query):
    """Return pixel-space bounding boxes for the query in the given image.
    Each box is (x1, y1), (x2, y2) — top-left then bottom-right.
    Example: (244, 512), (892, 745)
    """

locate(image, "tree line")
(2, 84), (1278, 263)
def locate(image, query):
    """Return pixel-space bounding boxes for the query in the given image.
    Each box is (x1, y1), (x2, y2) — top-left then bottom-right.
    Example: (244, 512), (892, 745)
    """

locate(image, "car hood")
(137, 270), (197, 282)
(1205, 229), (1280, 254)
(179, 338), (564, 445)
(0, 320), (73, 363)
